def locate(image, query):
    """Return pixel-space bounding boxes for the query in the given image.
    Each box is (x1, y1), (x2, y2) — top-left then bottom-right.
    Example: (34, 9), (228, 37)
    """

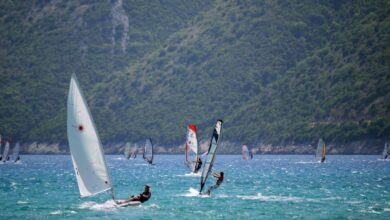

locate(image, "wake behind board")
(115, 200), (141, 207)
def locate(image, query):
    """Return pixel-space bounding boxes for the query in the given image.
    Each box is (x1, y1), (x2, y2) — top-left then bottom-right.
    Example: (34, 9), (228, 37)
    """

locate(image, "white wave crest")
(79, 200), (117, 211)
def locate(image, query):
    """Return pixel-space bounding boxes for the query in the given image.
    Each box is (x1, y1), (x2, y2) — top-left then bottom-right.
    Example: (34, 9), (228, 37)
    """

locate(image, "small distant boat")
(13, 142), (21, 163)
(0, 140), (10, 163)
(185, 125), (201, 173)
(200, 120), (223, 194)
(124, 142), (138, 159)
(242, 144), (253, 160)
(143, 138), (154, 165)
(316, 138), (326, 163)
(382, 142), (388, 160)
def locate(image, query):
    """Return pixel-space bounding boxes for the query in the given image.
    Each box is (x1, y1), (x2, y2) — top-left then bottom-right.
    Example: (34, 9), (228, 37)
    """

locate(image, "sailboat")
(0, 140), (10, 164)
(316, 138), (326, 163)
(67, 74), (140, 207)
(200, 120), (223, 194)
(13, 142), (21, 163)
(143, 138), (153, 164)
(124, 142), (137, 159)
(382, 142), (388, 160)
(67, 74), (114, 199)
(185, 125), (201, 173)
(242, 144), (253, 160)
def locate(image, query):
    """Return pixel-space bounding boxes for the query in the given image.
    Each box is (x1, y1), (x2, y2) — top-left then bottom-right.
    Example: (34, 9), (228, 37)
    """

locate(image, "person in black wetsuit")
(207, 172), (224, 195)
(119, 185), (151, 204)
(194, 157), (202, 173)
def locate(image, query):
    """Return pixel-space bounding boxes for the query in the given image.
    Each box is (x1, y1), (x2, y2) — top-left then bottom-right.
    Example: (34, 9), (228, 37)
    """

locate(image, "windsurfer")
(118, 185), (151, 204)
(207, 171), (224, 195)
(194, 157), (202, 173)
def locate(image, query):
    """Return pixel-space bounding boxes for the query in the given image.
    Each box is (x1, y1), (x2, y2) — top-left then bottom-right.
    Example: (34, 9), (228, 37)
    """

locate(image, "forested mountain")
(0, 0), (389, 151)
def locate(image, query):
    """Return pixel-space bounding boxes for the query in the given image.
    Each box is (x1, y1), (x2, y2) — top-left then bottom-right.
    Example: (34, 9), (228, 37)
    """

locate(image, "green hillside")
(0, 0), (389, 148)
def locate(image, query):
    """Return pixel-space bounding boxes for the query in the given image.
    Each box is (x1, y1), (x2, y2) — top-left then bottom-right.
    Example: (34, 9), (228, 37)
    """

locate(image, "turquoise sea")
(0, 155), (389, 219)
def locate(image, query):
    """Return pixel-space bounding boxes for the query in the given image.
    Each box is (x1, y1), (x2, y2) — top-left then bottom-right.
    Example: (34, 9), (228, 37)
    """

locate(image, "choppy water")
(0, 155), (389, 219)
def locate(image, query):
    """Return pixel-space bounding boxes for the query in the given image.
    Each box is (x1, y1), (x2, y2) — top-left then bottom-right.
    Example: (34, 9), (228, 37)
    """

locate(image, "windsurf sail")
(382, 142), (388, 160)
(185, 125), (199, 172)
(12, 142), (20, 162)
(200, 120), (223, 193)
(143, 138), (153, 164)
(0, 135), (2, 160)
(67, 74), (113, 198)
(242, 144), (253, 160)
(316, 138), (326, 163)
(1, 141), (10, 163)
(124, 142), (137, 159)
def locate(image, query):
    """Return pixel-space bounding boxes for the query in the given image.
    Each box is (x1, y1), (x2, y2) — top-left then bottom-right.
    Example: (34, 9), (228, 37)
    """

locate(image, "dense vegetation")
(0, 0), (389, 148)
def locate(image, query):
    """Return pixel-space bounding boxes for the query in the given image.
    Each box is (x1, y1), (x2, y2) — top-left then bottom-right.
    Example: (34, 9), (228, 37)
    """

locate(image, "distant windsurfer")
(206, 171), (224, 195)
(321, 156), (325, 163)
(145, 158), (153, 165)
(118, 184), (151, 204)
(194, 157), (202, 173)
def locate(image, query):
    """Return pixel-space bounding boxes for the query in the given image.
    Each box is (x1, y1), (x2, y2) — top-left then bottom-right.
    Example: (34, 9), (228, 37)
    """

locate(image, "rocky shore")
(16, 139), (386, 155)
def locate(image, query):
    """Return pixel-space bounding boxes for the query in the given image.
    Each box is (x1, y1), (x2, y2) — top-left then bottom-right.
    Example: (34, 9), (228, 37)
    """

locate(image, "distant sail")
(185, 125), (199, 172)
(382, 142), (388, 160)
(143, 138), (153, 164)
(242, 144), (253, 160)
(124, 143), (131, 158)
(13, 142), (20, 163)
(124, 142), (137, 159)
(0, 135), (2, 160)
(1, 141), (10, 163)
(316, 138), (326, 163)
(200, 120), (223, 193)
(67, 74), (113, 198)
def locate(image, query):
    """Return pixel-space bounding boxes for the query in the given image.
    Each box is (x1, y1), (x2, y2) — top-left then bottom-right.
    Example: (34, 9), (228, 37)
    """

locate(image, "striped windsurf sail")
(200, 120), (223, 193)
(242, 144), (253, 160)
(382, 142), (388, 160)
(185, 125), (199, 172)
(316, 138), (326, 162)
(143, 138), (153, 164)
(67, 74), (113, 198)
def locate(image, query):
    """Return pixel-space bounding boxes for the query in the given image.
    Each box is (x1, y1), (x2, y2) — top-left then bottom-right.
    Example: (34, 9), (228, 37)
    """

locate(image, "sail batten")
(67, 74), (112, 198)
(200, 120), (223, 193)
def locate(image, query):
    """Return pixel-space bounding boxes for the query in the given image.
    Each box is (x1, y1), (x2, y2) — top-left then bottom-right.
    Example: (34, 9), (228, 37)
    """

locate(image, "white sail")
(13, 142), (20, 162)
(316, 138), (326, 162)
(200, 120), (223, 193)
(143, 138), (153, 164)
(382, 143), (388, 160)
(1, 141), (10, 163)
(124, 142), (131, 158)
(0, 135), (2, 157)
(1, 141), (9, 163)
(185, 125), (199, 172)
(67, 74), (112, 198)
(242, 144), (253, 160)
(125, 142), (137, 159)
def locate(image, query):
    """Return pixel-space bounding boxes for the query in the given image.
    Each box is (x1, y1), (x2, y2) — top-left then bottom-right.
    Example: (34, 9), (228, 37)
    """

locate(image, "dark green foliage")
(0, 0), (389, 147)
